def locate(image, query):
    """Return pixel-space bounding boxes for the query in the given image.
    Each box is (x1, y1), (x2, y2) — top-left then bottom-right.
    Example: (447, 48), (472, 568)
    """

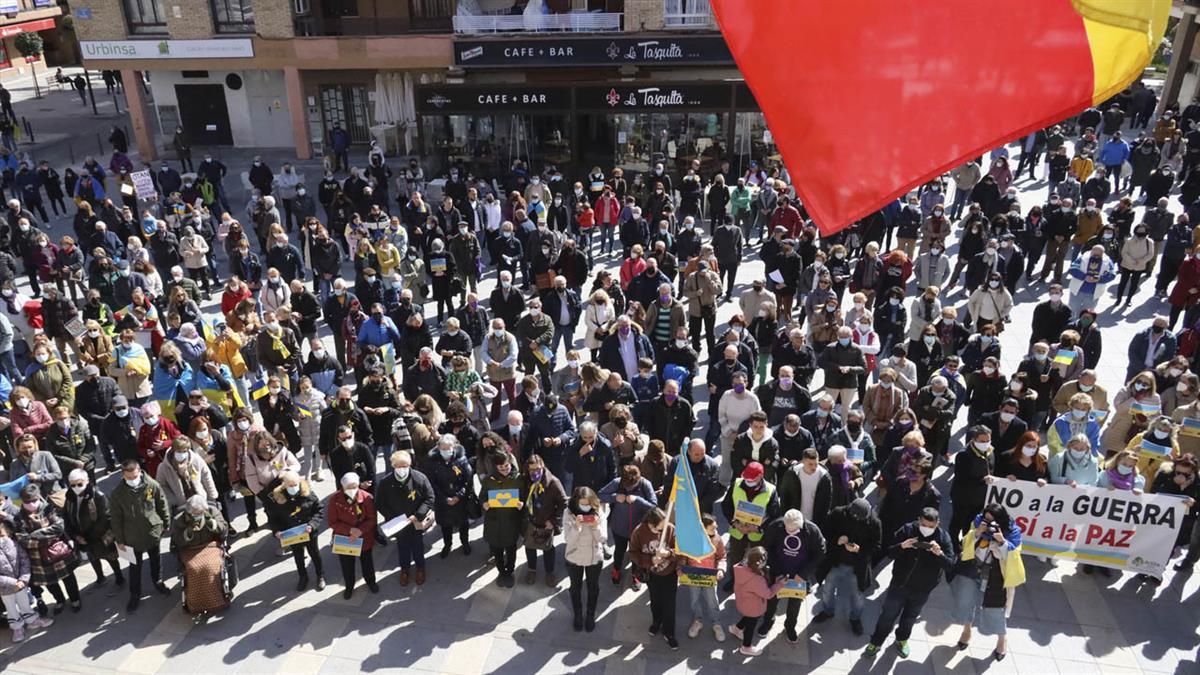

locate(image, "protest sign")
(985, 479), (1185, 576)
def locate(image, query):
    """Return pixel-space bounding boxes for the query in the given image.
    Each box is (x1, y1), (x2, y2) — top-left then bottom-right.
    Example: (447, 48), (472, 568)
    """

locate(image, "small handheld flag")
(250, 378), (269, 400)
(1053, 349), (1076, 365)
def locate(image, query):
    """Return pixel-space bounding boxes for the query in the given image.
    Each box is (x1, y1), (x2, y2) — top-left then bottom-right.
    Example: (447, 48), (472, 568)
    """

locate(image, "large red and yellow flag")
(712, 0), (1171, 235)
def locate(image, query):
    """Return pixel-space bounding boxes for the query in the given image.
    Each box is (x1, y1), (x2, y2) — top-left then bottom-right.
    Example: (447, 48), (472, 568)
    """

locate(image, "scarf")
(1105, 467), (1135, 491)
(832, 461), (851, 488)
(527, 477), (545, 516)
(897, 445), (922, 482)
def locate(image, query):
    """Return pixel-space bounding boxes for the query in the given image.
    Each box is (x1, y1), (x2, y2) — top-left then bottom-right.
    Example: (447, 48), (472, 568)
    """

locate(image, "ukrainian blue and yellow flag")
(669, 450), (715, 559)
(295, 401), (314, 418)
(250, 377), (269, 401)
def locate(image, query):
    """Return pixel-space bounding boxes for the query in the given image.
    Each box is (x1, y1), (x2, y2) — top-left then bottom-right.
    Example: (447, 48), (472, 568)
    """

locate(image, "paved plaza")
(0, 77), (1196, 674)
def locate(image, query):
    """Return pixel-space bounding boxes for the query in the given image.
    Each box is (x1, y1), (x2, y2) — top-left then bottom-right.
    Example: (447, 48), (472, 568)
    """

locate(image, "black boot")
(585, 607), (596, 632)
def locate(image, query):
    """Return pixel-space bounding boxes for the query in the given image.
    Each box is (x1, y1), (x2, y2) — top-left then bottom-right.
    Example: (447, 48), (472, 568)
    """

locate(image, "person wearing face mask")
(480, 449), (527, 586)
(1152, 455), (1200, 571)
(1154, 357), (1193, 408)
(1121, 415), (1179, 482)
(11, 481), (84, 619)
(168, 494), (231, 614)
(965, 272), (1013, 332)
(1015, 341), (1059, 430)
(109, 459), (172, 612)
(813, 498), (880, 635)
(515, 454), (566, 586)
(255, 309), (302, 381)
(425, 434), (477, 559)
(1102, 372), (1162, 455)
(863, 506), (953, 660)
(24, 343), (72, 411)
(1049, 433), (1103, 494)
(1065, 244), (1117, 316)
(375, 450), (436, 586)
(43, 405), (95, 482)
(263, 470), (325, 591)
(1127, 316), (1178, 382)
(61, 468), (124, 593)
(514, 298), (555, 390)
(949, 426), (996, 538)
(327, 472), (380, 599)
(948, 504), (1025, 660)
(819, 326), (867, 415)
(993, 430), (1049, 485)
(629, 505), (682, 649)
(562, 486), (609, 633)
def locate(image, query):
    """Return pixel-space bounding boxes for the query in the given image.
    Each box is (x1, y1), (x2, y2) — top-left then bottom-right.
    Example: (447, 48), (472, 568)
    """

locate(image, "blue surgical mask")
(1117, 464), (1133, 476)
(838, 337), (850, 347)
(286, 485), (300, 496)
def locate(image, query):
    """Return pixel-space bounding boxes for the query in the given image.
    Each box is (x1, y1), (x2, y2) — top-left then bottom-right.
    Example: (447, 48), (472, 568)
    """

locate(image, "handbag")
(45, 539), (73, 563)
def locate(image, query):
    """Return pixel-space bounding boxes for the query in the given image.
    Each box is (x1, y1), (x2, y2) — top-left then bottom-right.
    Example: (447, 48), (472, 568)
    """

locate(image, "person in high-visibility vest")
(720, 461), (781, 592)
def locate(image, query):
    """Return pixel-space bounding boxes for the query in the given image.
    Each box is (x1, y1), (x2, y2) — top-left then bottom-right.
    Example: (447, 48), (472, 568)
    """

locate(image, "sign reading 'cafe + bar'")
(454, 35), (733, 68)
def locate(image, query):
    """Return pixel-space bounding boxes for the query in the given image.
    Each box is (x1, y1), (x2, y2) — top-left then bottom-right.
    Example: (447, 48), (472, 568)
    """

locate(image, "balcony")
(452, 10), (620, 33)
(663, 0), (713, 29)
(293, 0), (453, 36)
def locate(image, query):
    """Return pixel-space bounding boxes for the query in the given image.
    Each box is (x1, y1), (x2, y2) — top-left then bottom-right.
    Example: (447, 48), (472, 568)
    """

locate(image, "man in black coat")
(322, 279), (358, 364)
(174, 388), (230, 437)
(643, 381), (695, 455)
(778, 448), (833, 531)
(863, 508), (955, 659)
(775, 414), (817, 467)
(760, 509), (827, 642)
(979, 399), (1028, 455)
(493, 410), (536, 464)
(76, 366), (120, 471)
(813, 499), (881, 635)
(1029, 284), (1072, 346)
(541, 276), (581, 355)
(563, 421), (616, 495)
(319, 388), (373, 461)
(488, 271), (526, 331)
(375, 450), (436, 586)
(97, 395), (141, 466)
(666, 439), (724, 515)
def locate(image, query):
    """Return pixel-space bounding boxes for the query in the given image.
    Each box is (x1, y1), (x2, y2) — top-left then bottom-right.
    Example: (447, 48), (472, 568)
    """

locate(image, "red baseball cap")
(742, 462), (765, 483)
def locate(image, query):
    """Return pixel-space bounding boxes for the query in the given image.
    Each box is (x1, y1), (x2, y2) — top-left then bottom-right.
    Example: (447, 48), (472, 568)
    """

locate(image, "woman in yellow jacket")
(207, 326), (248, 406)
(950, 502), (1026, 662)
(1125, 416), (1180, 485)
(375, 238), (401, 287)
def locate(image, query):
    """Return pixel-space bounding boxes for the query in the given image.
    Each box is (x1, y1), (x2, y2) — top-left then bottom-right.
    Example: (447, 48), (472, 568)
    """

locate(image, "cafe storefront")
(414, 35), (780, 180)
(416, 81), (776, 179)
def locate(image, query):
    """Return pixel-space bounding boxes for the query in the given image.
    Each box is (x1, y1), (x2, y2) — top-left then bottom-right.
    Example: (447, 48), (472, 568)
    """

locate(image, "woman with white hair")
(427, 433), (477, 558)
(63, 468), (124, 588)
(263, 470), (325, 591)
(170, 494), (230, 614)
(327, 472), (379, 598)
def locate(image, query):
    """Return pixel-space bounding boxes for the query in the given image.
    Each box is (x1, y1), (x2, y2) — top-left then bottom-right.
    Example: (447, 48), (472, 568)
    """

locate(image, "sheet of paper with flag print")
(710, 0), (1170, 234)
(670, 454), (715, 559)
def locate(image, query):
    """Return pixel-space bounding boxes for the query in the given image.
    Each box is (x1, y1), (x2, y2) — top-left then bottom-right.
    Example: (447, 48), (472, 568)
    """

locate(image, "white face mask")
(983, 366), (996, 375)
(578, 503), (593, 513)
(173, 451), (189, 463)
(195, 429), (209, 440)
(125, 477), (141, 488)
(144, 415), (159, 427)
(71, 484), (87, 495)
(88, 330), (100, 338)
(1022, 445), (1038, 457)
(999, 412), (1015, 423)
(394, 466), (411, 480)
(341, 438), (355, 449)
(973, 441), (990, 452)
(344, 488), (358, 500)
(312, 349), (326, 360)
(918, 525), (936, 537)
(237, 420), (250, 432)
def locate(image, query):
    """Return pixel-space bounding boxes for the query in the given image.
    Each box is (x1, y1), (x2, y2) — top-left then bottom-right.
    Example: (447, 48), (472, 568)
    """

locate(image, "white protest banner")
(986, 479), (1186, 576)
(131, 170), (156, 199)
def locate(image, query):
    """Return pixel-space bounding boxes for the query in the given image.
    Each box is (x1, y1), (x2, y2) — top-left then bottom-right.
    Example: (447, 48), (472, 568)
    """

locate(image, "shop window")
(733, 112), (780, 179)
(212, 0), (255, 33)
(123, 0), (168, 34)
(421, 113), (572, 180)
(0, 42), (10, 71)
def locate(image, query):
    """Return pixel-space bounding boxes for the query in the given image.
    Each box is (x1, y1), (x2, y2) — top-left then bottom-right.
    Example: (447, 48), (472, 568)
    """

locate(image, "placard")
(986, 479), (1185, 576)
(1140, 438), (1171, 458)
(487, 489), (521, 508)
(1181, 417), (1200, 438)
(131, 169), (155, 198)
(331, 534), (363, 556)
(678, 565), (717, 587)
(847, 446), (865, 464)
(732, 500), (765, 527)
(380, 515), (411, 538)
(279, 524), (310, 547)
(117, 545), (138, 565)
(1053, 349), (1076, 365)
(777, 580), (809, 599)
(1131, 401), (1160, 417)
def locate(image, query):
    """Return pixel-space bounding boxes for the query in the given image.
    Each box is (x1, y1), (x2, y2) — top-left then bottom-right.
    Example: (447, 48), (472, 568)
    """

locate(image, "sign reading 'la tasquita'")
(454, 36), (733, 68)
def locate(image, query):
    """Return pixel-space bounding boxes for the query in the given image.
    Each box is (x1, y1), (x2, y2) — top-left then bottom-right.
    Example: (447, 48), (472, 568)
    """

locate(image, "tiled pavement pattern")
(0, 80), (1197, 673)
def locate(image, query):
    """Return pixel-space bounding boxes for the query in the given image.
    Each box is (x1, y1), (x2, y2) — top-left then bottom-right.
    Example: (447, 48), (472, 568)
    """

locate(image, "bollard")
(67, 138), (74, 165)
(97, 133), (104, 155)
(21, 117), (33, 144)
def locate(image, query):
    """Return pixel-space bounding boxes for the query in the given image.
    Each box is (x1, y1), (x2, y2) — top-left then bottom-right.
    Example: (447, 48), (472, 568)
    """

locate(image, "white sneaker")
(11, 626), (25, 642)
(311, 470), (325, 482)
(687, 619), (703, 639)
(713, 624), (726, 642)
(739, 645), (762, 657)
(728, 624), (744, 640)
(31, 617), (53, 629)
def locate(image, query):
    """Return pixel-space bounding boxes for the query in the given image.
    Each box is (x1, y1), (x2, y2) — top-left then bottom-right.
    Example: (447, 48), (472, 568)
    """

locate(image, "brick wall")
(624, 0), (663, 32)
(252, 0), (296, 39)
(72, 0), (129, 41)
(165, 1), (215, 39)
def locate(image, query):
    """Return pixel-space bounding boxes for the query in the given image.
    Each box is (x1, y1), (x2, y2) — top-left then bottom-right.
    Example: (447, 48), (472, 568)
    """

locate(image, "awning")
(0, 17), (56, 38)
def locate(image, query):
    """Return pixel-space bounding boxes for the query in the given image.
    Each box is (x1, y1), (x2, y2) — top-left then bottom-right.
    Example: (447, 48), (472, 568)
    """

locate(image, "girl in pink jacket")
(728, 546), (788, 656)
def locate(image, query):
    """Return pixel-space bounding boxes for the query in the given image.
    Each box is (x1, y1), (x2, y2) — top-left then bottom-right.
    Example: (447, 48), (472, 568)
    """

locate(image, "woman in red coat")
(1168, 251), (1200, 329)
(327, 471), (379, 599)
(136, 401), (180, 478)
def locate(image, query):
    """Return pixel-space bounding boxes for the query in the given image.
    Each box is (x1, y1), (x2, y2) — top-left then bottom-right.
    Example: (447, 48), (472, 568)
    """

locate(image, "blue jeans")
(0, 349), (21, 384)
(817, 564), (864, 620)
(688, 583), (719, 623)
(600, 224), (615, 254)
(552, 324), (573, 356)
(318, 276), (334, 304)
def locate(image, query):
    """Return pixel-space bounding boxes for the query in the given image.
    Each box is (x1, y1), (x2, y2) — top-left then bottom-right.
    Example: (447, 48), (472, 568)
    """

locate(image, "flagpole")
(659, 493), (675, 550)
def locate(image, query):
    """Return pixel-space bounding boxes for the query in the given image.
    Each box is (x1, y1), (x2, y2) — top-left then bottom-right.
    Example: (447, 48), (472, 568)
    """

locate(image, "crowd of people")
(0, 83), (1197, 662)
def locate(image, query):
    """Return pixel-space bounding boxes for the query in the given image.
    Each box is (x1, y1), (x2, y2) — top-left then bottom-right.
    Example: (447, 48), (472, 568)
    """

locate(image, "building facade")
(71, 0), (777, 179)
(0, 1), (77, 81)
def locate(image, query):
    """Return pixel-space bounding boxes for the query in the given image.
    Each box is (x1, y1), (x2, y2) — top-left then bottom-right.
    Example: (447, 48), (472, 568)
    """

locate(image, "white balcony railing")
(663, 0), (713, 28)
(453, 11), (621, 33)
